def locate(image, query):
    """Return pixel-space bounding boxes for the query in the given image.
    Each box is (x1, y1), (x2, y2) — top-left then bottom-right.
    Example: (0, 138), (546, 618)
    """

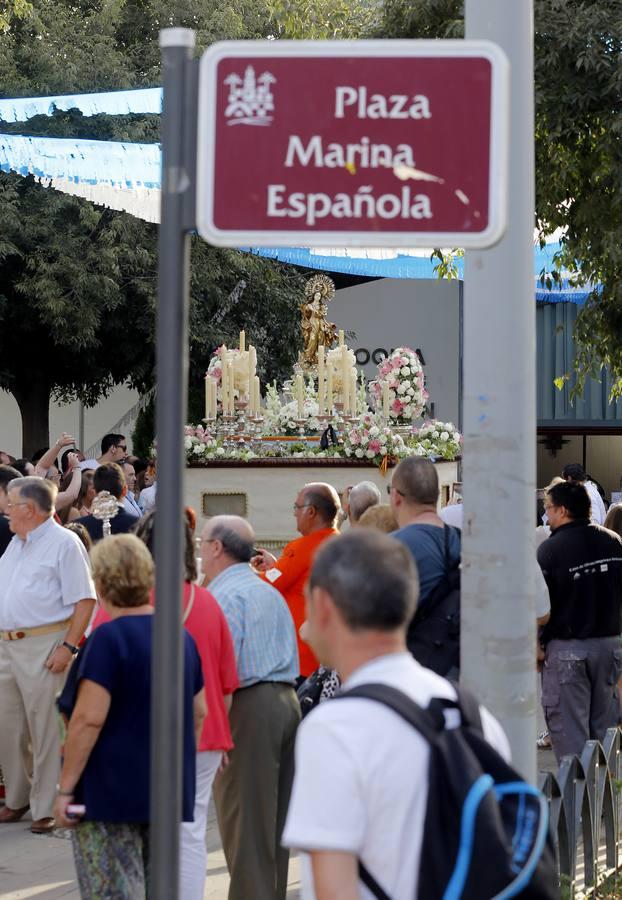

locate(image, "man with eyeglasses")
(200, 515), (299, 900)
(0, 476), (95, 833)
(252, 483), (341, 679)
(79, 433), (128, 471)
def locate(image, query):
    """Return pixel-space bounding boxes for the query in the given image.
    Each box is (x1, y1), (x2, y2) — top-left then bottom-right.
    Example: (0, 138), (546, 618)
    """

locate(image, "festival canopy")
(0, 87), (594, 304)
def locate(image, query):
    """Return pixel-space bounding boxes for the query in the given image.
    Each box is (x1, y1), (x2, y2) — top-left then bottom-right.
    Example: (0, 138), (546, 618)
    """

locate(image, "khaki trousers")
(213, 682), (301, 900)
(0, 629), (67, 820)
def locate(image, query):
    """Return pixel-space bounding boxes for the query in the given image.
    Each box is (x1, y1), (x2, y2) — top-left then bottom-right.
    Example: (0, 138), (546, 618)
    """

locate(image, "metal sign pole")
(462, 0), (537, 781)
(150, 27), (196, 900)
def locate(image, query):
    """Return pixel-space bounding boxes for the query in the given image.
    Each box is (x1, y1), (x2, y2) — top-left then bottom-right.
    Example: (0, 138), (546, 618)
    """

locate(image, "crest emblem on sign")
(224, 66), (276, 126)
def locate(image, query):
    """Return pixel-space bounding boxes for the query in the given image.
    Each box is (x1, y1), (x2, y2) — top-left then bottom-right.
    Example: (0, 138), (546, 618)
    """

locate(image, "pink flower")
(368, 439), (382, 454)
(350, 432), (361, 445)
(392, 399), (405, 413)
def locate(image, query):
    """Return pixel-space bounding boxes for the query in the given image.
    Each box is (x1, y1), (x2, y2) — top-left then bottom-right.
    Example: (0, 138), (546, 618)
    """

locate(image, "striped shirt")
(209, 563), (299, 688)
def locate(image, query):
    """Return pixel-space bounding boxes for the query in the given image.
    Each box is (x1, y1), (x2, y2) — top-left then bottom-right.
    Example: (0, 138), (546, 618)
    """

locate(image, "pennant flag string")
(0, 87), (162, 123)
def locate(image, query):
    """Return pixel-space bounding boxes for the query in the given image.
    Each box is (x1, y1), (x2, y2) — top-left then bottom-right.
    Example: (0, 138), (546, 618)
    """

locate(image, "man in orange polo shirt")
(253, 483), (341, 678)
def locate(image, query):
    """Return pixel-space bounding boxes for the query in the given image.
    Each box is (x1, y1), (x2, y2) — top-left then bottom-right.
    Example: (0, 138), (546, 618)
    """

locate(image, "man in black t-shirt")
(538, 481), (622, 760)
(0, 465), (22, 557)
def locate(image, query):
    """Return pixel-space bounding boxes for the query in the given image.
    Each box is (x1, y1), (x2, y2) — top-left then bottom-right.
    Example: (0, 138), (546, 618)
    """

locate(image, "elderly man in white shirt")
(0, 476), (96, 834)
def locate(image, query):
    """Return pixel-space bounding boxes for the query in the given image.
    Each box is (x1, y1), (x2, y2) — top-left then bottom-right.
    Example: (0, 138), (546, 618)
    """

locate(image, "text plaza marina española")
(196, 41), (509, 248)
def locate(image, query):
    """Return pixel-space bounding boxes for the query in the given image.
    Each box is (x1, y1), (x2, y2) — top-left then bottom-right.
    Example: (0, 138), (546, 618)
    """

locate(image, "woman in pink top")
(92, 511), (239, 900)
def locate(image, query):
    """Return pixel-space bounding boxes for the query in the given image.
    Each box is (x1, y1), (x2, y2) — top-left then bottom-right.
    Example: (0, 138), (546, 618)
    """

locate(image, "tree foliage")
(0, 0), (305, 454)
(376, 0), (622, 394)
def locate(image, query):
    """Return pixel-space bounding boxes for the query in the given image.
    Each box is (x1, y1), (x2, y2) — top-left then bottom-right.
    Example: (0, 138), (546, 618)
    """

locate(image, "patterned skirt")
(72, 821), (150, 899)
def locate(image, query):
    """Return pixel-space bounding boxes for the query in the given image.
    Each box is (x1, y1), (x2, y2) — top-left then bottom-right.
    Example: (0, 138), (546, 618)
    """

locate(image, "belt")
(0, 618), (72, 641)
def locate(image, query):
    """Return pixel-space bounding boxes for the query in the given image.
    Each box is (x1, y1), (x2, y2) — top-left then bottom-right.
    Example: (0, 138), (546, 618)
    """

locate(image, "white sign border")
(196, 39), (509, 250)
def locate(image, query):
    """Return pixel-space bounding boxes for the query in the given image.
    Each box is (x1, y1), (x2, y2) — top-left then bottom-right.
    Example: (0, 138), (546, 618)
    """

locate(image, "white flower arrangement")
(411, 420), (463, 460)
(342, 413), (406, 466)
(369, 347), (428, 422)
(261, 380), (321, 436)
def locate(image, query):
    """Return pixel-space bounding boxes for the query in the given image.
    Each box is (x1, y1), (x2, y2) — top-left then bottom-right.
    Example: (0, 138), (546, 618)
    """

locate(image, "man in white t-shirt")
(282, 529), (510, 900)
(561, 463), (607, 525)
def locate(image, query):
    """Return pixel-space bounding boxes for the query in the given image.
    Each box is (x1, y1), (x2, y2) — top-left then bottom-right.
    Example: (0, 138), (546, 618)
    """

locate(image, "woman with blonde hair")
(55, 534), (205, 899)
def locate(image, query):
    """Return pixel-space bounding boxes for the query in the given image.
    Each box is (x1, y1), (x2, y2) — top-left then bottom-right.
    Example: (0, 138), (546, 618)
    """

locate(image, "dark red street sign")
(196, 41), (509, 248)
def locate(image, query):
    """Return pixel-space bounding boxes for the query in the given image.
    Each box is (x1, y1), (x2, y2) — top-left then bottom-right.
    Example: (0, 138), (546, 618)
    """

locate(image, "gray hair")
(349, 481), (382, 523)
(310, 530), (419, 631)
(210, 522), (253, 563)
(9, 476), (57, 514)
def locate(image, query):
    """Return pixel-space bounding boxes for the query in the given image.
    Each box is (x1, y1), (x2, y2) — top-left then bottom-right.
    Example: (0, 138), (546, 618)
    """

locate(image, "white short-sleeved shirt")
(282, 652), (510, 900)
(0, 518), (96, 629)
(439, 502), (464, 529)
(79, 458), (99, 471)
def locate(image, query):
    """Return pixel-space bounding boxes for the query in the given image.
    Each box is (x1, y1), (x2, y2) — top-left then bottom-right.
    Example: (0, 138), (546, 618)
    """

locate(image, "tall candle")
(382, 381), (390, 421)
(326, 366), (333, 411)
(248, 345), (256, 399)
(254, 375), (261, 415)
(338, 329), (344, 347)
(350, 371), (357, 416)
(239, 330), (245, 353)
(204, 374), (210, 420)
(317, 346), (325, 415)
(220, 353), (228, 413)
(211, 378), (218, 418)
(341, 347), (349, 408)
(227, 361), (234, 412)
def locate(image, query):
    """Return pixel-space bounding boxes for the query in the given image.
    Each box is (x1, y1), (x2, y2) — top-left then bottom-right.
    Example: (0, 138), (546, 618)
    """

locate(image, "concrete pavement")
(0, 803), (301, 899)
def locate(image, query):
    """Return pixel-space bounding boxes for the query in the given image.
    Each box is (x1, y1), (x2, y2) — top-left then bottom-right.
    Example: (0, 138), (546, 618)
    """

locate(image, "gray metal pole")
(150, 27), (196, 900)
(462, 1), (537, 781)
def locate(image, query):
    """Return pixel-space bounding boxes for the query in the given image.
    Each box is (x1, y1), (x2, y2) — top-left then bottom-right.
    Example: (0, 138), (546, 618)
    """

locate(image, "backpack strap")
(335, 683), (448, 900)
(453, 685), (483, 733)
(337, 682), (444, 743)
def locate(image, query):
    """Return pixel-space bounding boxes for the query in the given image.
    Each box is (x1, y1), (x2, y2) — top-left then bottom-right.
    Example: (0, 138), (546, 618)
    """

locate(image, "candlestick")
(239, 330), (245, 353)
(382, 380), (390, 421)
(341, 347), (349, 410)
(317, 345), (325, 415)
(326, 366), (333, 412)
(227, 361), (234, 413)
(349, 371), (357, 416)
(248, 345), (256, 400)
(296, 373), (305, 418)
(338, 329), (344, 347)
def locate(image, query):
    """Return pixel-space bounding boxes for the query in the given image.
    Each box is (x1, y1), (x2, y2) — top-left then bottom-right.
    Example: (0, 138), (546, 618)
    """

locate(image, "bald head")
(301, 482), (340, 529)
(203, 515), (254, 562)
(349, 481), (381, 524)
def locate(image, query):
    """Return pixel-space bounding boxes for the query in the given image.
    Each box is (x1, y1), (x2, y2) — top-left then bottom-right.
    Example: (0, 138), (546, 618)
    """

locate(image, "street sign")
(196, 40), (509, 249)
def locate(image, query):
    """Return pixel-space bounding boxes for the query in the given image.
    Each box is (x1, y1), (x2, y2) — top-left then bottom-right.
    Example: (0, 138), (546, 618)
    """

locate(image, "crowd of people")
(0, 431), (620, 898)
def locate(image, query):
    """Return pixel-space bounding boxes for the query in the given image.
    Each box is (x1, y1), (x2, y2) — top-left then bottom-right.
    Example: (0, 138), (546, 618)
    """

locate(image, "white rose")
(355, 448), (364, 458)
(440, 431), (449, 441)
(369, 425), (380, 437)
(433, 430), (440, 438)
(366, 449), (375, 458)
(216, 447), (226, 456)
(406, 386), (415, 395)
(401, 366), (410, 376)
(397, 382), (407, 395)
(192, 444), (203, 455)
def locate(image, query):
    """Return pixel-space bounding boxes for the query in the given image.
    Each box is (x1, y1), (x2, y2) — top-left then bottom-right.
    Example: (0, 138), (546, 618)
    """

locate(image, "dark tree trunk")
(12, 380), (51, 458)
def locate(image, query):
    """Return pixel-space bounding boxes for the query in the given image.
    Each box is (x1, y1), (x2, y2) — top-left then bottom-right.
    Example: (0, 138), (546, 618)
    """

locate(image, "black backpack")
(407, 526), (460, 678)
(335, 683), (558, 900)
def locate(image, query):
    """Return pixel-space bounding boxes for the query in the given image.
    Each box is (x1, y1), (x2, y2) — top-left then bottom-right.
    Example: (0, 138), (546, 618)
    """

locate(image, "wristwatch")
(62, 641), (80, 656)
